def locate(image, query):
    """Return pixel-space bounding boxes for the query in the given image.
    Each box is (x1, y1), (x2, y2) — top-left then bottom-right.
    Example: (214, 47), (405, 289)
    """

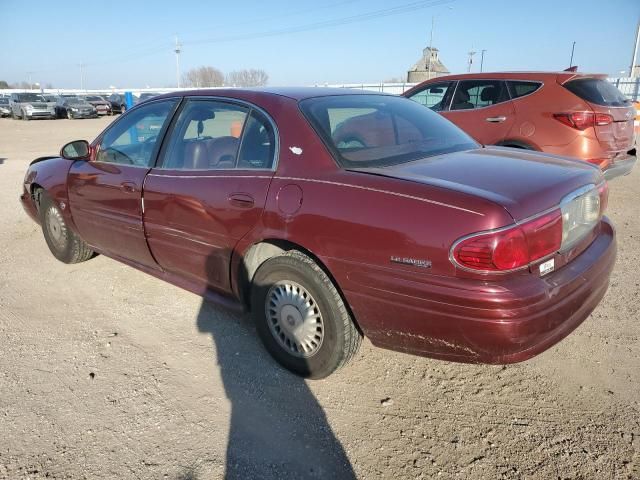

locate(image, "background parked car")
(404, 72), (636, 180)
(107, 93), (137, 114)
(0, 97), (11, 117)
(81, 95), (112, 115)
(137, 92), (161, 104)
(9, 92), (56, 120)
(55, 96), (98, 119)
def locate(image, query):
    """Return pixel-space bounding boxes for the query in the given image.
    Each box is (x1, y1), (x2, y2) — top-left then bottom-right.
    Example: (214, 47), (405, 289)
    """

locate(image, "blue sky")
(0, 0), (638, 89)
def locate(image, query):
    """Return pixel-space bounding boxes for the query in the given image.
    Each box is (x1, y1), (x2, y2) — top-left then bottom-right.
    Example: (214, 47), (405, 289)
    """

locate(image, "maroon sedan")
(20, 88), (615, 378)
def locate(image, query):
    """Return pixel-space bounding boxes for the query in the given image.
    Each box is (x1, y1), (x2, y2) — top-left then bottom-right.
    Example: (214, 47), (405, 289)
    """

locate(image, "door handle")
(228, 193), (255, 208)
(120, 182), (137, 193)
(486, 116), (507, 123)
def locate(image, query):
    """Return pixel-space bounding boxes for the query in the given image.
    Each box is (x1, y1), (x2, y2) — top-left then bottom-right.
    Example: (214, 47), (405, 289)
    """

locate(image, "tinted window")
(564, 78), (631, 107)
(97, 100), (178, 166)
(451, 80), (509, 111)
(161, 100), (249, 170)
(300, 95), (478, 168)
(508, 81), (542, 99)
(237, 110), (276, 169)
(408, 81), (454, 111)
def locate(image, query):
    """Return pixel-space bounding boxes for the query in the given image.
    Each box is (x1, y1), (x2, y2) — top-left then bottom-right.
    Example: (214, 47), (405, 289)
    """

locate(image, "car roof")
(417, 71), (607, 83)
(155, 87), (389, 102)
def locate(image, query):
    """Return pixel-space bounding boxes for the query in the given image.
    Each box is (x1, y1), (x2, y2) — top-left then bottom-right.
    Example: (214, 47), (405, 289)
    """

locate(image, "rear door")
(563, 77), (635, 155)
(67, 98), (179, 268)
(143, 98), (277, 294)
(441, 79), (515, 145)
(405, 81), (455, 112)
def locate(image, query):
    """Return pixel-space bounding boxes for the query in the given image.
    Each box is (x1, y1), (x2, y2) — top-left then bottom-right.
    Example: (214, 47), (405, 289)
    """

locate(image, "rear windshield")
(300, 95), (478, 168)
(564, 78), (631, 107)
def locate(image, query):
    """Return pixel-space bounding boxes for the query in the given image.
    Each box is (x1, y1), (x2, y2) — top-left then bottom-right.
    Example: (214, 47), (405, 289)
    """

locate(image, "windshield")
(0, 98), (8, 104)
(65, 97), (87, 105)
(17, 93), (46, 102)
(300, 94), (478, 168)
(85, 96), (104, 101)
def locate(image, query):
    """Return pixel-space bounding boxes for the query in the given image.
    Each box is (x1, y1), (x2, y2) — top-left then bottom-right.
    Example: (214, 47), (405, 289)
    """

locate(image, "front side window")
(450, 80), (509, 111)
(300, 94), (478, 168)
(96, 99), (178, 167)
(408, 81), (454, 111)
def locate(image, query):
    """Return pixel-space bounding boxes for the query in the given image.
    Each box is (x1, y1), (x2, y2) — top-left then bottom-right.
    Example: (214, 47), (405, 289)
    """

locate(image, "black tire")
(39, 192), (94, 264)
(120, 104), (126, 113)
(11, 109), (18, 120)
(251, 251), (361, 379)
(66, 109), (73, 120)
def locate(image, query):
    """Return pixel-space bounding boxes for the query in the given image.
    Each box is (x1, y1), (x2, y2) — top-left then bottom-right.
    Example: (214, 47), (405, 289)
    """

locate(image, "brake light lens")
(453, 209), (562, 272)
(553, 112), (613, 130)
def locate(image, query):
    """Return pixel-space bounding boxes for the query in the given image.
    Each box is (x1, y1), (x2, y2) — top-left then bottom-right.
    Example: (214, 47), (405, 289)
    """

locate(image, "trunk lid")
(348, 147), (603, 221)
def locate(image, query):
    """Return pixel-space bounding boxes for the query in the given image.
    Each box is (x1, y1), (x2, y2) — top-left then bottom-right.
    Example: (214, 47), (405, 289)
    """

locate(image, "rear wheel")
(66, 109), (73, 120)
(251, 251), (361, 379)
(22, 109), (29, 121)
(39, 192), (94, 264)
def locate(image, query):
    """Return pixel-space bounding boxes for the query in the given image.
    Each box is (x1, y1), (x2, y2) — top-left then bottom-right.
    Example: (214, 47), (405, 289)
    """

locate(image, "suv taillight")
(553, 112), (613, 130)
(452, 185), (605, 273)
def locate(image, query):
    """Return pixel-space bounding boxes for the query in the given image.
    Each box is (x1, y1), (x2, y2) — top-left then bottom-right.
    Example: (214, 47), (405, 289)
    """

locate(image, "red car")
(404, 72), (637, 180)
(20, 88), (615, 378)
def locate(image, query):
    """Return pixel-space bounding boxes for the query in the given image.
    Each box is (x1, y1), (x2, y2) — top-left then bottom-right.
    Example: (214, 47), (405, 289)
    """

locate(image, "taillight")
(553, 112), (613, 130)
(452, 209), (562, 272)
(452, 185), (605, 273)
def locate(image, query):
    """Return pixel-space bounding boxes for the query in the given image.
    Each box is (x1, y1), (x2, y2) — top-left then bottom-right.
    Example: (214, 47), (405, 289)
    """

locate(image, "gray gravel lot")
(0, 116), (638, 479)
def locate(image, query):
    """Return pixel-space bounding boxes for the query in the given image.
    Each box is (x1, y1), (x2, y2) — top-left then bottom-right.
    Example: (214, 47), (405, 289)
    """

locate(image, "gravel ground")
(0, 116), (638, 479)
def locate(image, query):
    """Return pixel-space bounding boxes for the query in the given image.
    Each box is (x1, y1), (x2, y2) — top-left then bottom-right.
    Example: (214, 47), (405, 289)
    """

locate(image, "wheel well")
(498, 140), (537, 150)
(30, 183), (44, 213)
(237, 239), (362, 334)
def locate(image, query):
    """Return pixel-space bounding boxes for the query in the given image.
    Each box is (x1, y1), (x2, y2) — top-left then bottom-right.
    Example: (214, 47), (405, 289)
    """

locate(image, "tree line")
(182, 67), (269, 88)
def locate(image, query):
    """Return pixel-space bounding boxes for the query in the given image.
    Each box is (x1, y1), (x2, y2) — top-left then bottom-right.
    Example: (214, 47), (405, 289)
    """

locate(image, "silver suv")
(9, 93), (56, 120)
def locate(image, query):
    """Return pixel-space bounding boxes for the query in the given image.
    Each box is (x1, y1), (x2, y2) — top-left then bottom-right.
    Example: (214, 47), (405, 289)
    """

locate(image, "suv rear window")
(507, 81), (542, 99)
(564, 78), (631, 107)
(300, 95), (478, 168)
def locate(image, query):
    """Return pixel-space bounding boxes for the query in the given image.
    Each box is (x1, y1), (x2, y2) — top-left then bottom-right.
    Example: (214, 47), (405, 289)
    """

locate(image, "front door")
(142, 99), (278, 293)
(442, 80), (516, 145)
(67, 99), (179, 268)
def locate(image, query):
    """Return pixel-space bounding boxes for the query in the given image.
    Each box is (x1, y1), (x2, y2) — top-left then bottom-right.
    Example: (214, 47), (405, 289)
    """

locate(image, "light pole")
(174, 35), (182, 88)
(426, 7), (452, 80)
(480, 49), (487, 72)
(467, 50), (476, 73)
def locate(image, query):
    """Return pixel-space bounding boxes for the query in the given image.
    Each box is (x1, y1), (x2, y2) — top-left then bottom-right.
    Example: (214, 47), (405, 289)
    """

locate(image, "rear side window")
(507, 81), (542, 99)
(450, 80), (509, 111)
(564, 78), (631, 107)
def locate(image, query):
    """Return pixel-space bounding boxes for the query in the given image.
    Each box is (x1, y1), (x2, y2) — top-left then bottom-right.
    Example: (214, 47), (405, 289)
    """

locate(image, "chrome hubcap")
(266, 281), (324, 358)
(46, 206), (66, 250)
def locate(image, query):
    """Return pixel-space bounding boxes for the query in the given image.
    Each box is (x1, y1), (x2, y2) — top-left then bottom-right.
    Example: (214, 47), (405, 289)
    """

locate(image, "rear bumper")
(337, 218), (616, 364)
(603, 153), (636, 181)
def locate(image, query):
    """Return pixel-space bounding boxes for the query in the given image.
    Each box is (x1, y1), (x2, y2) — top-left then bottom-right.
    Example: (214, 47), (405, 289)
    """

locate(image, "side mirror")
(60, 140), (90, 160)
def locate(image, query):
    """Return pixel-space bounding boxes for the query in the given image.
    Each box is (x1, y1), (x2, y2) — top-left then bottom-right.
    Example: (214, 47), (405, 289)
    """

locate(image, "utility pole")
(569, 41), (576, 68)
(480, 49), (487, 72)
(26, 71), (34, 90)
(174, 35), (182, 88)
(467, 50), (476, 73)
(427, 16), (434, 80)
(630, 20), (640, 77)
(78, 63), (86, 90)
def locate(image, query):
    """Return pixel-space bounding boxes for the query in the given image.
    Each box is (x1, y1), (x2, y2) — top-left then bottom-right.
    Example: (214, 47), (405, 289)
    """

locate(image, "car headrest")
(454, 89), (470, 102)
(480, 86), (498, 102)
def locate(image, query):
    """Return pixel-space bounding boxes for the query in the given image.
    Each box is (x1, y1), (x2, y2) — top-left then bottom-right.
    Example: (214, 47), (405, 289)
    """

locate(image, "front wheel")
(251, 251), (362, 379)
(39, 192), (94, 264)
(66, 109), (73, 120)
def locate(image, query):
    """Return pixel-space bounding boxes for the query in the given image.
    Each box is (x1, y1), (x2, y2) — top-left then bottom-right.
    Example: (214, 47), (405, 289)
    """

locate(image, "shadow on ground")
(195, 253), (356, 479)
(0, 158), (6, 165)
